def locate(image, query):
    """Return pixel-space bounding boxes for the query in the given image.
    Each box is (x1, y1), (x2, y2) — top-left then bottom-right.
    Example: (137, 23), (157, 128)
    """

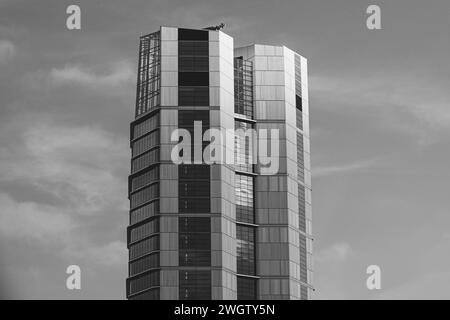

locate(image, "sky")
(1, 0), (450, 299)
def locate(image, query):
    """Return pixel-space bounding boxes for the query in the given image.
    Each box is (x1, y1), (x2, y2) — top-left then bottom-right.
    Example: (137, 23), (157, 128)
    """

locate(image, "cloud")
(0, 39), (15, 63)
(23, 60), (135, 96)
(313, 157), (385, 177)
(0, 116), (128, 215)
(63, 240), (126, 268)
(0, 115), (128, 289)
(315, 242), (353, 264)
(49, 60), (134, 88)
(375, 271), (450, 300)
(0, 193), (74, 243)
(310, 74), (450, 142)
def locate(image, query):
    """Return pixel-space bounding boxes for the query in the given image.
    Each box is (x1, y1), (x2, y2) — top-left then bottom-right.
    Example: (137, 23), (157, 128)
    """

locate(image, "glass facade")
(129, 252), (159, 276)
(237, 276), (257, 300)
(178, 110), (210, 213)
(234, 57), (253, 118)
(178, 29), (209, 106)
(136, 32), (160, 118)
(234, 55), (257, 300)
(129, 235), (159, 260)
(235, 174), (255, 224)
(235, 120), (255, 173)
(179, 217), (211, 266)
(236, 225), (256, 276)
(128, 270), (160, 296)
(297, 132), (304, 183)
(176, 33), (212, 299)
(130, 200), (159, 225)
(128, 27), (312, 300)
(128, 33), (162, 298)
(179, 270), (211, 300)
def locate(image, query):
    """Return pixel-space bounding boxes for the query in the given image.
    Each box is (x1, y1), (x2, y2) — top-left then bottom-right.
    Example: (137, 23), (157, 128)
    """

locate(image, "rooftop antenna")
(203, 23), (225, 31)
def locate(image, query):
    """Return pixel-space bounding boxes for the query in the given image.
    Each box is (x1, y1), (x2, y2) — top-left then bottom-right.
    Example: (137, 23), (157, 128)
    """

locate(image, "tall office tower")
(127, 26), (312, 300)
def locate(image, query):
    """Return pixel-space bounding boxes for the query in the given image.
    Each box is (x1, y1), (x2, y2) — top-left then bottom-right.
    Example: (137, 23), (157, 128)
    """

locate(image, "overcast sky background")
(1, 0), (450, 299)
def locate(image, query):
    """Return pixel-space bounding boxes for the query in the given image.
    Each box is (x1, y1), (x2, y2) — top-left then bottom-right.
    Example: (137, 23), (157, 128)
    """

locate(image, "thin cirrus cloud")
(313, 157), (386, 178)
(310, 74), (450, 138)
(34, 60), (135, 93)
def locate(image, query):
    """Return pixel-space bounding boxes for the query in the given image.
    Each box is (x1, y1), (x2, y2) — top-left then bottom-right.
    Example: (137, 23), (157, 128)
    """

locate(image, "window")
(179, 198), (210, 213)
(297, 132), (304, 183)
(177, 112), (210, 213)
(178, 28), (208, 41)
(178, 87), (209, 106)
(128, 270), (159, 295)
(129, 218), (159, 243)
(299, 235), (307, 283)
(294, 54), (302, 98)
(178, 41), (209, 56)
(300, 286), (308, 300)
(132, 112), (160, 140)
(179, 270), (211, 300)
(296, 95), (303, 130)
(130, 183), (159, 209)
(235, 174), (254, 224)
(131, 166), (159, 192)
(179, 56), (209, 72)
(130, 200), (159, 225)
(131, 149), (160, 173)
(179, 110), (209, 129)
(178, 30), (209, 107)
(136, 32), (161, 117)
(237, 225), (256, 275)
(179, 72), (209, 86)
(237, 276), (257, 300)
(178, 164), (210, 179)
(178, 165), (210, 213)
(131, 130), (159, 157)
(234, 57), (253, 118)
(179, 217), (210, 267)
(129, 252), (159, 276)
(235, 120), (255, 173)
(179, 181), (210, 197)
(129, 235), (159, 260)
(298, 186), (306, 232)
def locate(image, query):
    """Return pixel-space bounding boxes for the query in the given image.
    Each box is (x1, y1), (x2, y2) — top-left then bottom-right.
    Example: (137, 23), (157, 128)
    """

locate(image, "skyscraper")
(126, 26), (312, 300)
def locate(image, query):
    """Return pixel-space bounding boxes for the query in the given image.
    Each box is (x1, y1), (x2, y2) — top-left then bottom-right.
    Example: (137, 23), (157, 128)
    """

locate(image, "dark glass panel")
(128, 270), (160, 295)
(237, 276), (257, 300)
(179, 72), (209, 86)
(129, 235), (159, 260)
(179, 251), (210, 266)
(299, 234), (307, 283)
(179, 56), (209, 72)
(235, 174), (254, 224)
(129, 252), (159, 276)
(178, 87), (209, 106)
(179, 197), (210, 213)
(236, 225), (256, 275)
(298, 186), (306, 232)
(179, 217), (210, 233)
(178, 28), (209, 41)
(179, 164), (210, 179)
(179, 270), (211, 300)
